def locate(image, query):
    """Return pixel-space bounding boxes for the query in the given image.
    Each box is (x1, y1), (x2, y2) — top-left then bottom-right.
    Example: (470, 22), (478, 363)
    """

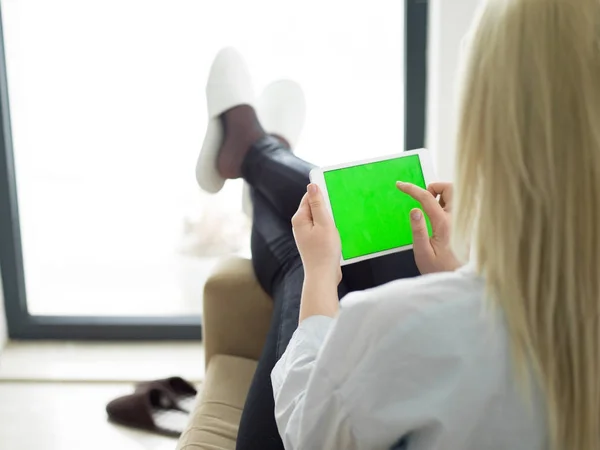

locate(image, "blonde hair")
(453, 0), (600, 448)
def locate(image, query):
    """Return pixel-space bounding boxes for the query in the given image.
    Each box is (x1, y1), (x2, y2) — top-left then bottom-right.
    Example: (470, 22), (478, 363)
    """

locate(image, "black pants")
(236, 137), (420, 450)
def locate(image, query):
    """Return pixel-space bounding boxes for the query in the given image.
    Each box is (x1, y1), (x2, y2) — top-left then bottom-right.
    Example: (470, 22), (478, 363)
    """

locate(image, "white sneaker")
(242, 80), (307, 218)
(196, 47), (255, 193)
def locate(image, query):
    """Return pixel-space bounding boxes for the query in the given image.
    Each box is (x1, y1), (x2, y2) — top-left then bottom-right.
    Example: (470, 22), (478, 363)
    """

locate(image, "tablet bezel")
(309, 149), (436, 266)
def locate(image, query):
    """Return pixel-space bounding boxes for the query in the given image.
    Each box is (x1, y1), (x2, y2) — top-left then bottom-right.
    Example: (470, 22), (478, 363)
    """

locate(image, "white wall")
(427, 0), (481, 180)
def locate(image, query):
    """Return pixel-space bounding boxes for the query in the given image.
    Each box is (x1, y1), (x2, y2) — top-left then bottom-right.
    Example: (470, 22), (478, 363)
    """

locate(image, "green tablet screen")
(323, 155), (432, 261)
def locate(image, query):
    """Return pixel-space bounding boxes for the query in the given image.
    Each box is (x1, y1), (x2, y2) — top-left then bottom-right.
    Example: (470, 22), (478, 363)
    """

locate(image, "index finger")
(396, 182), (445, 222)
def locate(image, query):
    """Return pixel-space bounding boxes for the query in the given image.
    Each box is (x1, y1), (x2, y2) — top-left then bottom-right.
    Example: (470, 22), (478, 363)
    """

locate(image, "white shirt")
(271, 266), (548, 450)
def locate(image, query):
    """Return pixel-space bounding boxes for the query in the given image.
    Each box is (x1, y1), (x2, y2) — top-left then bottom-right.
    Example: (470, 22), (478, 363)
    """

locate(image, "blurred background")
(8, 0), (405, 318)
(0, 0), (479, 449)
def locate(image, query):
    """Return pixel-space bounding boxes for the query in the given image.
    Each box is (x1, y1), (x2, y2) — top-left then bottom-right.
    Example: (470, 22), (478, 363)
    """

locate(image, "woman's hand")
(292, 184), (342, 285)
(396, 181), (461, 275)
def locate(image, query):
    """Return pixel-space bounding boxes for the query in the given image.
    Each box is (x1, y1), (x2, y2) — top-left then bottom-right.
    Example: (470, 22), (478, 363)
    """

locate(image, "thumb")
(307, 184), (329, 225)
(291, 193), (313, 228)
(409, 208), (435, 258)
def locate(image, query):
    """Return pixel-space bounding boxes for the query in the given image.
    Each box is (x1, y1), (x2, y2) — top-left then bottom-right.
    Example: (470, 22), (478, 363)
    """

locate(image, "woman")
(197, 0), (600, 448)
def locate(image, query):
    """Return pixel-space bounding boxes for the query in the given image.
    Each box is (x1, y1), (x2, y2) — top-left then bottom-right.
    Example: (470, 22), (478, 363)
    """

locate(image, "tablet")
(309, 149), (435, 265)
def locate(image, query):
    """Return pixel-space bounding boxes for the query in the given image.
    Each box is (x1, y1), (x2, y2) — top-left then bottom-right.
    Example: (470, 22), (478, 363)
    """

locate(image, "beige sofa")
(177, 257), (273, 450)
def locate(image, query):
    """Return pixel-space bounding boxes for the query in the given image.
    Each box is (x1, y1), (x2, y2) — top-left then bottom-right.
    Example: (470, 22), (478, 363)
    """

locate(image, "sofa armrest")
(203, 257), (273, 367)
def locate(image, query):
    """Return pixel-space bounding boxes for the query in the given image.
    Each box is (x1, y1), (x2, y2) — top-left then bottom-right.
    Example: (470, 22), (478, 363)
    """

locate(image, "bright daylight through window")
(3, 0), (405, 316)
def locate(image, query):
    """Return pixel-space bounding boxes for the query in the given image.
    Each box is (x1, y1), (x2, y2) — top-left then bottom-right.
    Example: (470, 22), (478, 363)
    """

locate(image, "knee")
(251, 238), (302, 293)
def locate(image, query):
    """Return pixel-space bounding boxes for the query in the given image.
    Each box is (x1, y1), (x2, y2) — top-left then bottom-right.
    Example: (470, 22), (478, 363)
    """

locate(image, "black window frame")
(0, 0), (427, 340)
(405, 0), (428, 151)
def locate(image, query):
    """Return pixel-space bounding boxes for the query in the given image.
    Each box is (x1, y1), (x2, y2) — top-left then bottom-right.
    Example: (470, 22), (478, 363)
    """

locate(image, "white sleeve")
(271, 314), (359, 450)
(271, 277), (468, 450)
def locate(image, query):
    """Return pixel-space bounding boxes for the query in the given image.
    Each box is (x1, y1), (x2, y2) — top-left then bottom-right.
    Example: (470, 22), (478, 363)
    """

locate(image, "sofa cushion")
(203, 257), (273, 366)
(176, 354), (258, 450)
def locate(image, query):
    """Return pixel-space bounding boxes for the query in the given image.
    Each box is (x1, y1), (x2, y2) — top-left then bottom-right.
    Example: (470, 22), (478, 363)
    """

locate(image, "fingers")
(396, 182), (445, 223)
(409, 208), (435, 262)
(426, 182), (453, 197)
(306, 184), (331, 226)
(426, 182), (453, 210)
(292, 184), (331, 228)
(291, 193), (313, 228)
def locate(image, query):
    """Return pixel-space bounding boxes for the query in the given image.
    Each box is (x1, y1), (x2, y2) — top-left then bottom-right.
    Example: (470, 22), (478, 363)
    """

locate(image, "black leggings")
(236, 136), (420, 450)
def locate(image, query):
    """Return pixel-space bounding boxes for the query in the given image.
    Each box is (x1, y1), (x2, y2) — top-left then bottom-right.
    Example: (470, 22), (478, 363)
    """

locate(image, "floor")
(0, 341), (204, 382)
(0, 342), (205, 449)
(0, 381), (188, 450)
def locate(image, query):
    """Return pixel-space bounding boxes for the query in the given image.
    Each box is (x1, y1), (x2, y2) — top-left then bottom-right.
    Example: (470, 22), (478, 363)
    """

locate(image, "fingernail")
(308, 184), (317, 194)
(411, 210), (422, 221)
(396, 181), (405, 186)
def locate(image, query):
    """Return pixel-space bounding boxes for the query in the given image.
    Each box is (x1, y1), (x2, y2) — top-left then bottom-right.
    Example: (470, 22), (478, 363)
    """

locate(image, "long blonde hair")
(453, 0), (600, 448)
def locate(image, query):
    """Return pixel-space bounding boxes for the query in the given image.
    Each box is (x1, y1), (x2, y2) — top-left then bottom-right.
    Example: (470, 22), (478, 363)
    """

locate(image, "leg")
(236, 189), (351, 450)
(241, 135), (315, 222)
(243, 135), (381, 292)
(220, 107), (419, 450)
(249, 188), (353, 356)
(236, 190), (418, 450)
(369, 251), (421, 286)
(219, 105), (421, 286)
(218, 106), (309, 222)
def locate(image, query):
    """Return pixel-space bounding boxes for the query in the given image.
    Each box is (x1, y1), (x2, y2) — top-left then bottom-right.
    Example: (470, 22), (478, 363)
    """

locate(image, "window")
(0, 0), (427, 339)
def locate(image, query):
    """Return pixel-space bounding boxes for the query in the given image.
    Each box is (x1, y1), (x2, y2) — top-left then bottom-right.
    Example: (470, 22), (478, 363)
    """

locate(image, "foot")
(196, 47), (255, 193)
(217, 105), (266, 179)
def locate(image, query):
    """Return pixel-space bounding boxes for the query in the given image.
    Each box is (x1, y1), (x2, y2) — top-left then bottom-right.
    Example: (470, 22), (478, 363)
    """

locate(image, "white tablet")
(309, 149), (436, 265)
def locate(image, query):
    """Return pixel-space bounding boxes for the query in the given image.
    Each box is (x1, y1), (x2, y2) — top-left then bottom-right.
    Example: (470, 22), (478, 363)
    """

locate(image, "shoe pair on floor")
(195, 47), (307, 217)
(106, 376), (197, 437)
